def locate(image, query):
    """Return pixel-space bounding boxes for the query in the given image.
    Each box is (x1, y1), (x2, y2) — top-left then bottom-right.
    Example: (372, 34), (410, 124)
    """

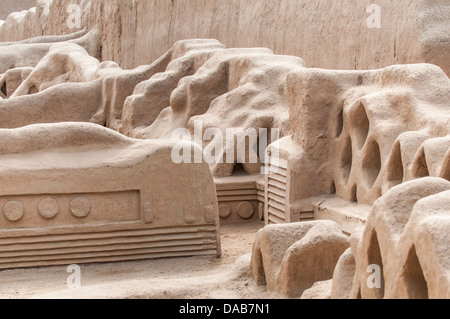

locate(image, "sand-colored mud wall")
(0, 0), (35, 20)
(0, 0), (449, 76)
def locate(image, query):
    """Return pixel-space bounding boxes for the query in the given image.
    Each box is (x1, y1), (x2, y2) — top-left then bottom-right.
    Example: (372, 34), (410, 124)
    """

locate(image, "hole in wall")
(255, 128), (274, 166)
(352, 102), (370, 149)
(402, 245), (428, 299)
(357, 75), (363, 86)
(351, 184), (358, 203)
(412, 148), (430, 179)
(336, 108), (344, 138)
(341, 136), (353, 184)
(329, 180), (336, 195)
(1, 82), (6, 97)
(386, 142), (404, 188)
(367, 230), (385, 299)
(28, 85), (39, 95)
(362, 140), (382, 188)
(232, 163), (248, 176)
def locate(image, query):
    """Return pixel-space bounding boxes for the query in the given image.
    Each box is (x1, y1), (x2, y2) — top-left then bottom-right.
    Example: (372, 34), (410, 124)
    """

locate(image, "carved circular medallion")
(219, 204), (232, 218)
(70, 197), (91, 218)
(3, 201), (24, 222)
(237, 201), (254, 219)
(38, 197), (59, 219)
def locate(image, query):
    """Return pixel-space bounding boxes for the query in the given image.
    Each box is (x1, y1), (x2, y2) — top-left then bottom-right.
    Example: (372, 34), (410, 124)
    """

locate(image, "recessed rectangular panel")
(0, 191), (141, 229)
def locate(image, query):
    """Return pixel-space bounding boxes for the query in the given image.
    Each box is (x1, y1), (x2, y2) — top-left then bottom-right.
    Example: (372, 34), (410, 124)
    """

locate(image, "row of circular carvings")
(218, 201), (264, 220)
(219, 202), (253, 219)
(2, 197), (92, 222)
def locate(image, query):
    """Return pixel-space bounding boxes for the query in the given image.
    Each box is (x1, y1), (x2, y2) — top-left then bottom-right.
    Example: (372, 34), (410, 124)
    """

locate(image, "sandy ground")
(0, 220), (284, 299)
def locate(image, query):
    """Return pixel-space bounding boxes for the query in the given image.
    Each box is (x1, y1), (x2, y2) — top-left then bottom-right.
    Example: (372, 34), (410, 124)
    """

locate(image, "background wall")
(0, 0), (448, 76)
(0, 0), (35, 20)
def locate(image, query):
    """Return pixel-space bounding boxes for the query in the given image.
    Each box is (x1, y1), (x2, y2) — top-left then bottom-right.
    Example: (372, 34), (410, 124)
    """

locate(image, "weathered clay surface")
(130, 47), (304, 177)
(120, 39), (227, 137)
(0, 26), (100, 74)
(0, 67), (33, 98)
(0, 0), (448, 300)
(287, 64), (450, 206)
(250, 221), (349, 298)
(0, 28), (88, 46)
(11, 42), (100, 97)
(300, 280), (332, 299)
(0, 39), (195, 129)
(1, 1), (449, 77)
(0, 0), (35, 20)
(349, 178), (450, 299)
(331, 248), (356, 299)
(262, 63), (450, 232)
(0, 38), (305, 179)
(0, 122), (220, 269)
(0, 35), (448, 230)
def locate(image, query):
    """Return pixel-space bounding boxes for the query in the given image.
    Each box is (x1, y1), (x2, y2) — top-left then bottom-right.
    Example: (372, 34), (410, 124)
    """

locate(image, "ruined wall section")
(0, 0), (35, 20)
(0, 0), (448, 76)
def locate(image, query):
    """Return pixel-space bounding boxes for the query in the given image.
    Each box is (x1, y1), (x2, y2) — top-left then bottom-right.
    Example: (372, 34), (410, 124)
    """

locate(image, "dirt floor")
(0, 220), (284, 299)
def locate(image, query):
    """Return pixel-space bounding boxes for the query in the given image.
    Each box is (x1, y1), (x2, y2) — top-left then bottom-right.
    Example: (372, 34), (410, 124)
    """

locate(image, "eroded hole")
(402, 246), (428, 299)
(363, 140), (382, 188)
(329, 180), (336, 195)
(386, 142), (404, 188)
(256, 129), (274, 165)
(351, 184), (358, 203)
(336, 108), (344, 138)
(352, 102), (370, 149)
(412, 148), (430, 179)
(1, 82), (6, 97)
(28, 85), (39, 95)
(368, 230), (385, 299)
(341, 136), (353, 184)
(232, 163), (248, 176)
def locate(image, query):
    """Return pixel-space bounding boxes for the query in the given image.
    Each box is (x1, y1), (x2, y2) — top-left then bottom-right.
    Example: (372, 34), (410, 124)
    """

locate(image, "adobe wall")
(0, 0), (35, 20)
(0, 0), (448, 76)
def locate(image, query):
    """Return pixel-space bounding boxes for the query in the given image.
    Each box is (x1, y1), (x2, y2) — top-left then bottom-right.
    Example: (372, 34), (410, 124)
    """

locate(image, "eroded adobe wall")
(0, 0), (35, 20)
(0, 0), (449, 76)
